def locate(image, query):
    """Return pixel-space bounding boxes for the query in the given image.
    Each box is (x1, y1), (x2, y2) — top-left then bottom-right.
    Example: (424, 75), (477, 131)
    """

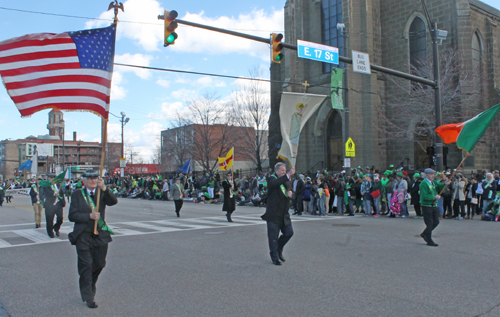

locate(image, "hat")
(413, 173), (421, 178)
(82, 170), (99, 178)
(76, 181), (82, 188)
(424, 168), (436, 174)
(389, 164), (394, 168)
(341, 170), (345, 174)
(397, 172), (404, 177)
(384, 170), (391, 176)
(176, 176), (182, 180)
(403, 171), (408, 176)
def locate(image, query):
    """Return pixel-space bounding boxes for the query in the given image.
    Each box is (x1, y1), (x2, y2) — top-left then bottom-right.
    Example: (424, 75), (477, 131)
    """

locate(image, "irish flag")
(435, 103), (500, 153)
(218, 148), (234, 171)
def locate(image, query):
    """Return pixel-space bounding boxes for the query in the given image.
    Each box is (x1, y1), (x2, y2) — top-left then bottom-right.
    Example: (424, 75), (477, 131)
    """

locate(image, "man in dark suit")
(40, 174), (65, 238)
(261, 162), (295, 266)
(68, 170), (118, 309)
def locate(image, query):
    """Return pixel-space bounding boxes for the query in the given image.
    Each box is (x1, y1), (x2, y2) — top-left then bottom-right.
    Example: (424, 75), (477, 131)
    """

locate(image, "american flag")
(0, 24), (116, 119)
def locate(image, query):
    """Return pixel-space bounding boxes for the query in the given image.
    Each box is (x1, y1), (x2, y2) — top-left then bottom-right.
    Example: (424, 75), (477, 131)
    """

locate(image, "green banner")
(331, 68), (344, 110)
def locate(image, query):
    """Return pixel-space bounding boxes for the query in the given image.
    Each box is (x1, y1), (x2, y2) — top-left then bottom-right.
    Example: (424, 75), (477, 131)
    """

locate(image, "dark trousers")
(266, 221), (293, 262)
(174, 200), (183, 215)
(45, 207), (63, 237)
(422, 206), (439, 242)
(296, 195), (303, 213)
(414, 203), (422, 217)
(443, 200), (453, 217)
(162, 191), (169, 201)
(76, 234), (108, 302)
(466, 198), (477, 217)
(0, 194), (3, 206)
(453, 199), (466, 217)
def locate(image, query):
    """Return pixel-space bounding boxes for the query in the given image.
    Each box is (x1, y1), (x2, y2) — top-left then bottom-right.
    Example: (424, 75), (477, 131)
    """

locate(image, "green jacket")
(420, 178), (438, 207)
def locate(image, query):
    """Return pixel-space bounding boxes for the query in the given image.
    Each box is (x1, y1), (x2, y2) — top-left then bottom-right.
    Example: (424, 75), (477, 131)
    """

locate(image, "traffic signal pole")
(175, 18), (436, 88)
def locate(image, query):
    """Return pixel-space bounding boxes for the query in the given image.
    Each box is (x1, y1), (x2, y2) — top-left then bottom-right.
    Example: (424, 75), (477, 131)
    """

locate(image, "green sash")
(271, 174), (287, 197)
(81, 188), (114, 235)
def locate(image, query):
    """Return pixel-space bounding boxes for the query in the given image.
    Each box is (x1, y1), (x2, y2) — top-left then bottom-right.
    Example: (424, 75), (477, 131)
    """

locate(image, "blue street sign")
(297, 40), (339, 65)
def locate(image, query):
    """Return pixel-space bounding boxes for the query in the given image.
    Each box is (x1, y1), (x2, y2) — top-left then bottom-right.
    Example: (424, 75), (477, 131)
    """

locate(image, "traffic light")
(158, 10), (178, 47)
(271, 33), (284, 63)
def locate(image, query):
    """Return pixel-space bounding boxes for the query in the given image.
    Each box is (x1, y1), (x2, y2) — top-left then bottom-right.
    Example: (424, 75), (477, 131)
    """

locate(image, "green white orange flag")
(435, 103), (500, 154)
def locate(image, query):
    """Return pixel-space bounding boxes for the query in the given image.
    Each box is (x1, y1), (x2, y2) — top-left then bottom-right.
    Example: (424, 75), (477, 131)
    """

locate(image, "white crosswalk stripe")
(0, 214), (336, 249)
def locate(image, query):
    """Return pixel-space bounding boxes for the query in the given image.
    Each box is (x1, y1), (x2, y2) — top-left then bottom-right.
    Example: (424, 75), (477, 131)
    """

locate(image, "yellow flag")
(218, 148), (234, 171)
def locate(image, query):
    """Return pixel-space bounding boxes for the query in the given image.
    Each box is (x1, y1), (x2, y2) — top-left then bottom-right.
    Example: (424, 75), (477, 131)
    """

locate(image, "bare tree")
(230, 68), (270, 172)
(186, 92), (235, 172)
(150, 135), (162, 165)
(161, 111), (193, 171)
(377, 48), (476, 150)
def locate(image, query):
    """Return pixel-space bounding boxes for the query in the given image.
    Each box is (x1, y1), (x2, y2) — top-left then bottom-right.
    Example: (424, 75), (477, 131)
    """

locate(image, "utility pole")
(120, 112), (129, 158)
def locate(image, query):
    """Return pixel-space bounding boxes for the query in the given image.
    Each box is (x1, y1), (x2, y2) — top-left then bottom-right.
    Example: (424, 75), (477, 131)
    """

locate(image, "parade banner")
(5, 188), (30, 196)
(26, 143), (53, 157)
(277, 92), (327, 167)
(331, 68), (343, 110)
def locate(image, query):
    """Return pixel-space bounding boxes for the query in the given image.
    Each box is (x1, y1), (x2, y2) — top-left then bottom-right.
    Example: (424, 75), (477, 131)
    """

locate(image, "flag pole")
(436, 152), (470, 197)
(94, 118), (108, 235)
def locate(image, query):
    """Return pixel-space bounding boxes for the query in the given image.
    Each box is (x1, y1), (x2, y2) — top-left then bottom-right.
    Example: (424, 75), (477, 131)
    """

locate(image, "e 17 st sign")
(297, 40), (339, 65)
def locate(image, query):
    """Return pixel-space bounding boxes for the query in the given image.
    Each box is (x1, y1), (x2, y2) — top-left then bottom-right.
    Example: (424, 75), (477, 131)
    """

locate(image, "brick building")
(270, 0), (500, 172)
(161, 124), (265, 173)
(0, 109), (122, 180)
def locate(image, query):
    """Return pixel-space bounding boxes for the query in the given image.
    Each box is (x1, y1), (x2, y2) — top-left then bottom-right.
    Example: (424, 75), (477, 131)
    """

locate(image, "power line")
(0, 6), (283, 33)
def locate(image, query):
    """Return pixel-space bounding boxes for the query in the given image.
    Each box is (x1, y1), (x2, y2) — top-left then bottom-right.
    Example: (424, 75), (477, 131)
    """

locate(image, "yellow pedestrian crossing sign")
(345, 137), (355, 157)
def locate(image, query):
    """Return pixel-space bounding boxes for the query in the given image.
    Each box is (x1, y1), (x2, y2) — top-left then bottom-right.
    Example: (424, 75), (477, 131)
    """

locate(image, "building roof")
(470, 0), (500, 18)
(49, 108), (63, 113)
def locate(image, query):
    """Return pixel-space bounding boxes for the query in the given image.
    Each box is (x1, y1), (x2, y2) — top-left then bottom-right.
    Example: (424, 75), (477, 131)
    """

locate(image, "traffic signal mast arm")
(168, 17), (436, 87)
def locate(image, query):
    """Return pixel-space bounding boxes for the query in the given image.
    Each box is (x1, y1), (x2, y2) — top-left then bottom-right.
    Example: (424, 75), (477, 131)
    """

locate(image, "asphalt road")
(1, 194), (500, 317)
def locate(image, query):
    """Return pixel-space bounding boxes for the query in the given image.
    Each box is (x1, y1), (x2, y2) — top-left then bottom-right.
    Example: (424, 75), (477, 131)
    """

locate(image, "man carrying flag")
(68, 170), (117, 309)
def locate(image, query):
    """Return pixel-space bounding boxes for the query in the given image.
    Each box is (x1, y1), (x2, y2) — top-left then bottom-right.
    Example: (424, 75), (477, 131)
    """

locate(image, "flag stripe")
(9, 82), (110, 97)
(0, 63), (81, 77)
(5, 74), (110, 90)
(0, 56), (79, 71)
(0, 36), (73, 52)
(0, 43), (76, 58)
(19, 103), (107, 117)
(0, 49), (78, 64)
(11, 88), (109, 103)
(2, 68), (112, 84)
(15, 96), (108, 110)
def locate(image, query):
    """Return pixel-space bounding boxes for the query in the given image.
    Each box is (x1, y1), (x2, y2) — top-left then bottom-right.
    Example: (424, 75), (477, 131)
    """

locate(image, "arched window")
(472, 32), (482, 73)
(409, 17), (427, 75)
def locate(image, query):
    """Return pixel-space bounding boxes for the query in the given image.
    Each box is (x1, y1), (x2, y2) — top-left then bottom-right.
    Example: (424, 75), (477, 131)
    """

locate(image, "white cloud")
(172, 9), (284, 60)
(156, 78), (171, 88)
(115, 53), (154, 79)
(86, 1), (284, 59)
(110, 71), (127, 100)
(171, 88), (197, 99)
(85, 0), (164, 52)
(157, 101), (187, 119)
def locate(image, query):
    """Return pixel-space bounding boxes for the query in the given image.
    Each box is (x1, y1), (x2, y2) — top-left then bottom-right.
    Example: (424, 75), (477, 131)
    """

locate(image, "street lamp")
(120, 112), (130, 158)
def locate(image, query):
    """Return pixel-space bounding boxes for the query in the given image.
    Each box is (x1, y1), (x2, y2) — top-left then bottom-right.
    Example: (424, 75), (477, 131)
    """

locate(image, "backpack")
(389, 190), (401, 214)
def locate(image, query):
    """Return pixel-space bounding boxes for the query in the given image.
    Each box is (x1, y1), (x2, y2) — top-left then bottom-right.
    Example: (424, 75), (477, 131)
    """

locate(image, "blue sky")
(0, 0), (499, 162)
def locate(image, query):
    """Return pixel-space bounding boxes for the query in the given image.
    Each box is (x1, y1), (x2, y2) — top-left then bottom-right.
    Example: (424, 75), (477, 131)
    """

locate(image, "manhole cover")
(331, 224), (360, 227)
(204, 231), (226, 235)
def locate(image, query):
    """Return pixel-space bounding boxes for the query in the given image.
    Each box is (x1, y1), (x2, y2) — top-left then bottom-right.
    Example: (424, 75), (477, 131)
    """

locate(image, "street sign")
(344, 158), (351, 168)
(120, 158), (127, 168)
(297, 40), (339, 65)
(352, 50), (371, 75)
(345, 137), (355, 157)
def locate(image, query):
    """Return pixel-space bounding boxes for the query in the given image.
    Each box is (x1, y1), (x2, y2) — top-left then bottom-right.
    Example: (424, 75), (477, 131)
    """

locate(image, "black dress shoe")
(48, 234), (55, 238)
(279, 253), (285, 262)
(427, 241), (439, 247)
(35, 224), (40, 228)
(348, 213), (354, 216)
(226, 214), (233, 222)
(86, 300), (98, 309)
(272, 260), (282, 266)
(54, 229), (60, 237)
(176, 212), (180, 217)
(292, 212), (298, 215)
(420, 233), (429, 243)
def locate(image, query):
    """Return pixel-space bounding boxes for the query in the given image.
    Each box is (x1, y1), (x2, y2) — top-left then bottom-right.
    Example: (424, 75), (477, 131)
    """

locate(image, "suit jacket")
(68, 186), (118, 245)
(222, 179), (238, 212)
(41, 184), (65, 211)
(261, 174), (291, 226)
(295, 179), (305, 196)
(171, 182), (184, 200)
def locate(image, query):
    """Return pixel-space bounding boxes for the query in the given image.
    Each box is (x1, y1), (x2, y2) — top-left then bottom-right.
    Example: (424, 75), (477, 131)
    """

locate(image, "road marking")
(0, 214), (338, 249)
(3, 203), (32, 209)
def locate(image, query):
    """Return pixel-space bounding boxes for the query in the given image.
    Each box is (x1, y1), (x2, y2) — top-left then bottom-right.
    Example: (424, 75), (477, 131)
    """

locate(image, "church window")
(409, 17), (427, 76)
(322, 0), (343, 73)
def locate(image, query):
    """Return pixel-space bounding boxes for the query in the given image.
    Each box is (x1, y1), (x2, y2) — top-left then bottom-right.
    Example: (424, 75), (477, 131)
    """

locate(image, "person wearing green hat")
(68, 169), (118, 309)
(410, 173), (422, 218)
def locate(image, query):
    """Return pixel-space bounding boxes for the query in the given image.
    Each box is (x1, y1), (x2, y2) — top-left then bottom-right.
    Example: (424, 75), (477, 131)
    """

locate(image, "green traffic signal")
(166, 32), (178, 44)
(275, 53), (283, 62)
